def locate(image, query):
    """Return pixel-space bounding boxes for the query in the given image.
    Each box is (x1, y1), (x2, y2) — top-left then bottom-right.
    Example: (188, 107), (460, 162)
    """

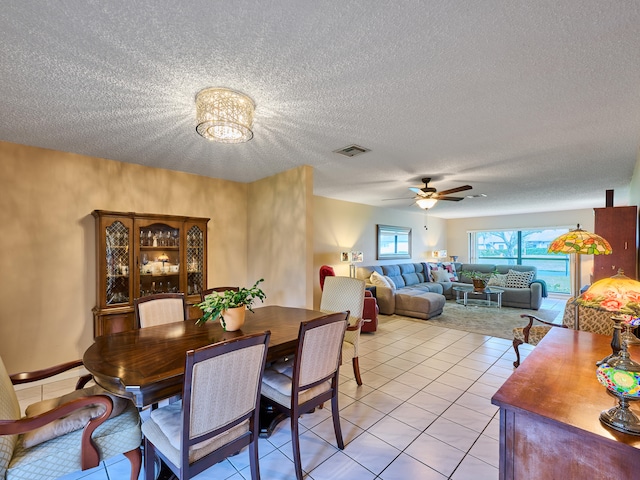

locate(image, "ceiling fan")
(408, 177), (473, 209)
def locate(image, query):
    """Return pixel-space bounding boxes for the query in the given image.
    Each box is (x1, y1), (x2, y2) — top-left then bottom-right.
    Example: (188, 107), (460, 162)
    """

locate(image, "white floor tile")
(425, 416), (481, 451)
(358, 389), (404, 414)
(379, 452), (447, 479)
(367, 414), (421, 450)
(388, 402), (438, 430)
(309, 451), (376, 480)
(450, 453), (499, 480)
(405, 433), (466, 477)
(343, 431), (401, 475)
(279, 430), (339, 474)
(468, 434), (500, 468)
(376, 379), (420, 401)
(339, 401), (386, 430)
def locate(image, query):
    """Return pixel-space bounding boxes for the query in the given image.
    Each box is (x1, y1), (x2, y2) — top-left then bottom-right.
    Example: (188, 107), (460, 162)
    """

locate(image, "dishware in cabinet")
(134, 218), (183, 299)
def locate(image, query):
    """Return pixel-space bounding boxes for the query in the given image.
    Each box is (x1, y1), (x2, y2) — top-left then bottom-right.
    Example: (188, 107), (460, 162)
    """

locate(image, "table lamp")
(548, 224), (612, 330)
(576, 270), (640, 435)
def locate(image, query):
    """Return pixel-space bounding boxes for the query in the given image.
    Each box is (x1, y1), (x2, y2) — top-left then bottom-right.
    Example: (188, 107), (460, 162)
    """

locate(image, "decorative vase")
(220, 306), (246, 331)
(472, 278), (488, 292)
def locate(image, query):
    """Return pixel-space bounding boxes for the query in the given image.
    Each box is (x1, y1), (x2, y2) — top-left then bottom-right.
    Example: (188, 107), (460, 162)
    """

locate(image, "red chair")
(319, 265), (378, 332)
(362, 290), (379, 333)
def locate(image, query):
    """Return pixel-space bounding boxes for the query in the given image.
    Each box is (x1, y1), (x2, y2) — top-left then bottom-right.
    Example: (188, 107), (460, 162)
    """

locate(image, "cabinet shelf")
(140, 246), (179, 250)
(140, 272), (180, 277)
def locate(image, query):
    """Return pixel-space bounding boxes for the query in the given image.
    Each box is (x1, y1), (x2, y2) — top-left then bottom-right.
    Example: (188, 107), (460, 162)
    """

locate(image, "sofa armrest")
(373, 285), (395, 315)
(529, 282), (543, 310)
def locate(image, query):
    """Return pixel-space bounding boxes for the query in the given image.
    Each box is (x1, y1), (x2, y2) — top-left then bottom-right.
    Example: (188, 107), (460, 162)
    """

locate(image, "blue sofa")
(356, 262), (543, 317)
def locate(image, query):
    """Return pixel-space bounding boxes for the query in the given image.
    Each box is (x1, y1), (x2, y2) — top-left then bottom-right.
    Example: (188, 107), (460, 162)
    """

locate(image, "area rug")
(389, 301), (562, 340)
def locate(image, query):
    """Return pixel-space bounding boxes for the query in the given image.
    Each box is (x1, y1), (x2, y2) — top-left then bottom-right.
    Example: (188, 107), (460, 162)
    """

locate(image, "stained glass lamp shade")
(575, 270), (640, 318)
(547, 225), (612, 256)
(547, 224), (612, 304)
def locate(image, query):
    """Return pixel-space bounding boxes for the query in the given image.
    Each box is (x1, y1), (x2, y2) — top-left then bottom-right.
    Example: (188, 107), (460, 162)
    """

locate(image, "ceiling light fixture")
(195, 87), (254, 143)
(416, 198), (438, 210)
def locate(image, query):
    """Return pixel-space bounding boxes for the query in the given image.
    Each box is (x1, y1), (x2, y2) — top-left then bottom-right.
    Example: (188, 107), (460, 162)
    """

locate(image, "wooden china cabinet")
(92, 210), (209, 337)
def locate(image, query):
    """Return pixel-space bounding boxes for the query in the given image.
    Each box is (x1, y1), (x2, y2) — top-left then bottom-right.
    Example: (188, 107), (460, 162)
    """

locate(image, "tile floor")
(16, 297), (567, 480)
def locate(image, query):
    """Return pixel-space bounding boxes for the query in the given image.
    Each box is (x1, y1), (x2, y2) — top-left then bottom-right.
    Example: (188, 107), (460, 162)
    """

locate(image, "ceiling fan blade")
(433, 196), (464, 201)
(437, 185), (472, 195)
(408, 187), (422, 194)
(382, 197), (413, 201)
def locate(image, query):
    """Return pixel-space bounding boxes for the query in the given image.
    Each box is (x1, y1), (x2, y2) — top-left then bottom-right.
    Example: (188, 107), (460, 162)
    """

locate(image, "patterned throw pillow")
(427, 262), (440, 281)
(487, 273), (508, 287)
(505, 269), (535, 288)
(441, 262), (459, 281)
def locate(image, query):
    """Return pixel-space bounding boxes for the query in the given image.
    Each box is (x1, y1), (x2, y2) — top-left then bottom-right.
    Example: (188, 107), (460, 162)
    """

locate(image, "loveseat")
(356, 262), (543, 318)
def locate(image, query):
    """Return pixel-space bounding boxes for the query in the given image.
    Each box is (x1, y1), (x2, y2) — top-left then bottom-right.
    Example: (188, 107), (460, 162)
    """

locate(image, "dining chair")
(200, 286), (239, 302)
(0, 357), (141, 480)
(141, 331), (271, 480)
(320, 276), (366, 385)
(261, 311), (349, 480)
(134, 292), (187, 328)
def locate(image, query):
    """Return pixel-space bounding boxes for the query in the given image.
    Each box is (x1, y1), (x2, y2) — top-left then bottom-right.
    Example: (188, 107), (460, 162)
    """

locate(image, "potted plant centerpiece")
(461, 269), (498, 292)
(196, 279), (266, 331)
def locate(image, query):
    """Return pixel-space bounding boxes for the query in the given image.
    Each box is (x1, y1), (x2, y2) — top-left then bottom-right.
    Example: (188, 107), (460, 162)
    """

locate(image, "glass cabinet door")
(105, 220), (131, 305)
(186, 224), (205, 296)
(138, 222), (181, 298)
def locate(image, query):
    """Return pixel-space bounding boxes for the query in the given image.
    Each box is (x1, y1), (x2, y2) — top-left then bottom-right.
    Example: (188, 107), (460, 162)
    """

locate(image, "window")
(377, 225), (411, 259)
(469, 228), (570, 294)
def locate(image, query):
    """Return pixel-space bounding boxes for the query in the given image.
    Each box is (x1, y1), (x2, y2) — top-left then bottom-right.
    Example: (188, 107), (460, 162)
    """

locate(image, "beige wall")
(0, 141), (249, 373)
(247, 165), (314, 308)
(312, 196), (447, 308)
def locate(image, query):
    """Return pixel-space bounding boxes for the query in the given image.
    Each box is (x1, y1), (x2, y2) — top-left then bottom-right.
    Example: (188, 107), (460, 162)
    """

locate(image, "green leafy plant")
(196, 279), (266, 329)
(460, 269), (498, 280)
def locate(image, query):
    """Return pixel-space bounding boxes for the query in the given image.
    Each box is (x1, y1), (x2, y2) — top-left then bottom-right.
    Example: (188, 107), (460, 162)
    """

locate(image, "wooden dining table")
(82, 305), (328, 409)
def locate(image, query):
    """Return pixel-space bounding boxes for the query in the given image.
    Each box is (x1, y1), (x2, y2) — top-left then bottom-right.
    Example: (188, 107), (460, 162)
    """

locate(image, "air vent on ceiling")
(333, 144), (371, 157)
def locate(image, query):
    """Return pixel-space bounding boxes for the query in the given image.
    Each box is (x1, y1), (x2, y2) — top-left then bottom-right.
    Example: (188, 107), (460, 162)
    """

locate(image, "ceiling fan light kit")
(409, 177), (473, 210)
(195, 87), (255, 143)
(417, 198), (438, 209)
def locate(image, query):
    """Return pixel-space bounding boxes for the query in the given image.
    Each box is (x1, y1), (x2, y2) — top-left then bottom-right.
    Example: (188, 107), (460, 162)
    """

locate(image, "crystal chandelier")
(195, 88), (255, 143)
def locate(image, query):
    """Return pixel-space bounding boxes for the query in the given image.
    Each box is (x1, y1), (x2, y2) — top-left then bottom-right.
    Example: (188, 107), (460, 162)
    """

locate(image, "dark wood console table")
(491, 328), (640, 479)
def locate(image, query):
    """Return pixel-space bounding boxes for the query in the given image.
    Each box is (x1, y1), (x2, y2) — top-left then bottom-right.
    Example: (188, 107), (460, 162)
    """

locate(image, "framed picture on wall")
(377, 224), (411, 259)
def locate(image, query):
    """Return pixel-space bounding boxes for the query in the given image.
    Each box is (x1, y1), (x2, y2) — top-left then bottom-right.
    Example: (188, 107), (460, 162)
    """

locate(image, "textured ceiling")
(1, 1), (639, 219)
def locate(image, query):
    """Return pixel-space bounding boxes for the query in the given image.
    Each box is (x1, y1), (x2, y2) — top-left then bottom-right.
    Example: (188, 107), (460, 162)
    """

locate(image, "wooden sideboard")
(491, 328), (640, 479)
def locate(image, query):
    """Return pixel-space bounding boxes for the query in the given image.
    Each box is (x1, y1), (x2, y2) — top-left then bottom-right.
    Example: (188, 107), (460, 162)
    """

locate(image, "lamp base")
(596, 316), (623, 366)
(600, 394), (640, 435)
